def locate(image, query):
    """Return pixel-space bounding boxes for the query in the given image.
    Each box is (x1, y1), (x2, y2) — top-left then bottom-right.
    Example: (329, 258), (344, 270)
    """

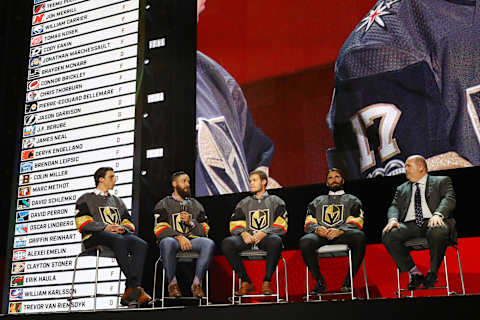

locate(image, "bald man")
(382, 155), (456, 290)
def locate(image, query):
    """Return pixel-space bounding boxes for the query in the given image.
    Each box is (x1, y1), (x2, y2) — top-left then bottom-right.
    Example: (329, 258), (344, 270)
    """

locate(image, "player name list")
(9, 0), (140, 314)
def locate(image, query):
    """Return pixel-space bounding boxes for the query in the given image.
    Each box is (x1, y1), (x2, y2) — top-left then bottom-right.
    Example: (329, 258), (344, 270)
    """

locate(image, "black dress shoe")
(310, 280), (327, 295)
(407, 274), (425, 290)
(424, 272), (438, 289)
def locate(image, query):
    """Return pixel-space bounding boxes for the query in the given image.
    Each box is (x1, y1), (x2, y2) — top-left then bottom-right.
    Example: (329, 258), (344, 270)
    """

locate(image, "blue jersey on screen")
(196, 52), (274, 196)
(327, 0), (480, 179)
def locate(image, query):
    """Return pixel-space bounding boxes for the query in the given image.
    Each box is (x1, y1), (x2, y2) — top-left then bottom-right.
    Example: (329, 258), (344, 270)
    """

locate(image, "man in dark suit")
(382, 155), (456, 290)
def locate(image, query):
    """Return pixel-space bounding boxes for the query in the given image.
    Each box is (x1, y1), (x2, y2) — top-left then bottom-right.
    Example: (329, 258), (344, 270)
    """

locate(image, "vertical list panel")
(8, 0), (140, 314)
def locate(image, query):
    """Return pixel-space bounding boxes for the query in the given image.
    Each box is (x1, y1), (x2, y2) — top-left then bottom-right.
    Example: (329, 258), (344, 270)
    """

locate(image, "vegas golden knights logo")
(99, 207), (121, 225)
(248, 209), (269, 231)
(321, 205), (344, 227)
(172, 212), (193, 234)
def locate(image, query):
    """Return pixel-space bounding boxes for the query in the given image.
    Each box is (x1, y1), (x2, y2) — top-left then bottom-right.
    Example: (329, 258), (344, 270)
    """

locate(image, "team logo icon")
(11, 275), (25, 287)
(24, 115), (37, 125)
(33, 3), (45, 14)
(356, 0), (401, 34)
(11, 262), (26, 274)
(12, 249), (27, 261)
(25, 102), (38, 114)
(31, 34), (43, 46)
(10, 289), (24, 300)
(27, 68), (40, 80)
(15, 224), (29, 235)
(16, 211), (29, 223)
(21, 150), (35, 161)
(32, 14), (45, 25)
(29, 56), (42, 68)
(172, 212), (193, 234)
(99, 207), (121, 225)
(14, 237), (27, 249)
(18, 186), (31, 197)
(20, 162), (33, 173)
(23, 125), (36, 137)
(248, 209), (269, 231)
(26, 91), (38, 102)
(31, 24), (44, 36)
(27, 80), (40, 91)
(29, 46), (42, 57)
(17, 199), (30, 210)
(9, 302), (22, 314)
(22, 138), (35, 150)
(321, 205), (344, 227)
(19, 174), (31, 184)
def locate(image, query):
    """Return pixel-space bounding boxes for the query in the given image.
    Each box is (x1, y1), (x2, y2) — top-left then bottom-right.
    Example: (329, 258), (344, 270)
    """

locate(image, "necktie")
(414, 183), (424, 227)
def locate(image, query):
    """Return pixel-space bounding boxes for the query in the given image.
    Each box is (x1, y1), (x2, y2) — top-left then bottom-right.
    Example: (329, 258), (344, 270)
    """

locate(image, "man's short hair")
(171, 171), (188, 182)
(326, 168), (345, 180)
(94, 167), (114, 186)
(250, 170), (268, 185)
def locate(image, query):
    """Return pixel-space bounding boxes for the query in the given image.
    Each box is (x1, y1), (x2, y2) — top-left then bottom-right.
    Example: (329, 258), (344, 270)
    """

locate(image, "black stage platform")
(2, 295), (478, 320)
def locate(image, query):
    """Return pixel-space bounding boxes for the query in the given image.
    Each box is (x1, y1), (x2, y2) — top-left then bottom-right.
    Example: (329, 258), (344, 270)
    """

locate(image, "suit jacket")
(387, 175), (456, 222)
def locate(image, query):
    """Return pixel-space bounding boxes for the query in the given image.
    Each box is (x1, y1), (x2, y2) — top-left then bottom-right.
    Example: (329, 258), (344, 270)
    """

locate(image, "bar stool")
(231, 249), (288, 304)
(396, 237), (465, 297)
(152, 251), (209, 308)
(306, 244), (369, 301)
(68, 244), (123, 312)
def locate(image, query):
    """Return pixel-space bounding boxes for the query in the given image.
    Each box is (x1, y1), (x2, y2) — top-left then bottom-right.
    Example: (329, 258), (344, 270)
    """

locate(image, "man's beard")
(327, 183), (344, 192)
(176, 186), (191, 198)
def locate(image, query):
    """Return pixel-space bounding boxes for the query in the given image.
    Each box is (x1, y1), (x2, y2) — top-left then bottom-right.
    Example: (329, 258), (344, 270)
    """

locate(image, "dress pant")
(85, 231), (148, 288)
(158, 237), (215, 282)
(382, 220), (450, 273)
(299, 230), (366, 285)
(221, 234), (283, 283)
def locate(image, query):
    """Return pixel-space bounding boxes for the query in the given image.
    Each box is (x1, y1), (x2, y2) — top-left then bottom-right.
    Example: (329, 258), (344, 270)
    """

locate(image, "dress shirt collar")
(94, 188), (110, 196)
(328, 190), (345, 196)
(413, 174), (428, 186)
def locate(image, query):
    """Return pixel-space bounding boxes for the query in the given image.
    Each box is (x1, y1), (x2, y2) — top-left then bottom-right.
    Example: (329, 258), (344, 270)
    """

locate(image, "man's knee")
(427, 226), (449, 243)
(159, 237), (179, 253)
(221, 236), (238, 253)
(299, 235), (316, 252)
(197, 237), (215, 254)
(382, 228), (401, 245)
(346, 230), (366, 248)
(264, 234), (283, 250)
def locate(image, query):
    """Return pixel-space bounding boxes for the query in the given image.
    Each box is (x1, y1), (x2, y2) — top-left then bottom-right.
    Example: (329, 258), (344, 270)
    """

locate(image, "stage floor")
(3, 294), (479, 320)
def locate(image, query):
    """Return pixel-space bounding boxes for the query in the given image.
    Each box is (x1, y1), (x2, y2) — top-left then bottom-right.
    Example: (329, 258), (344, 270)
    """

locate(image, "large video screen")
(195, 0), (480, 196)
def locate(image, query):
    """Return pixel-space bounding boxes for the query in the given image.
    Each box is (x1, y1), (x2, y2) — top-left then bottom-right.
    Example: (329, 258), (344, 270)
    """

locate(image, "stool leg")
(152, 258), (160, 308)
(161, 266), (165, 308)
(362, 259), (369, 300)
(455, 247), (466, 295)
(231, 269), (235, 305)
(396, 267), (401, 298)
(94, 249), (100, 312)
(68, 254), (81, 312)
(205, 269), (209, 306)
(306, 266), (309, 302)
(348, 249), (354, 300)
(238, 276), (242, 304)
(444, 255), (450, 296)
(116, 263), (122, 308)
(275, 264), (279, 303)
(282, 257), (288, 302)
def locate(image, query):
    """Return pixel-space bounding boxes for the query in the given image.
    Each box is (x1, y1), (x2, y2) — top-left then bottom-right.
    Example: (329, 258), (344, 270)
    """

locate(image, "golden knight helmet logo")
(321, 205), (344, 227)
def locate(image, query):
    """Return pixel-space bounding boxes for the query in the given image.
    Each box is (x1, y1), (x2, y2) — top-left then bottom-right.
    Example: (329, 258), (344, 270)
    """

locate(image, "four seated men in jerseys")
(75, 154), (456, 305)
